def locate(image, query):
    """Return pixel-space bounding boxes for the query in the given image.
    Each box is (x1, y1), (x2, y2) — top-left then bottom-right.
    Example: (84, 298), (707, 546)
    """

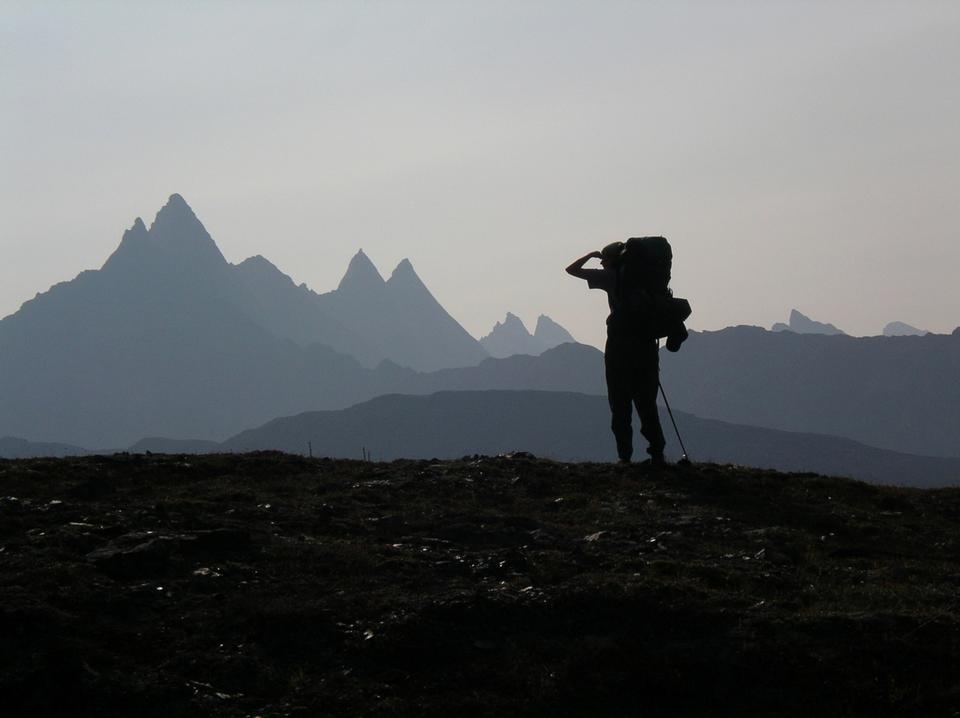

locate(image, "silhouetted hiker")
(567, 238), (690, 465)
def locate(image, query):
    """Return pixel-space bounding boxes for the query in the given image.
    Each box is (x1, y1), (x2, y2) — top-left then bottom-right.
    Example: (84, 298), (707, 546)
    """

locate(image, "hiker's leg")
(634, 343), (665, 459)
(605, 341), (633, 462)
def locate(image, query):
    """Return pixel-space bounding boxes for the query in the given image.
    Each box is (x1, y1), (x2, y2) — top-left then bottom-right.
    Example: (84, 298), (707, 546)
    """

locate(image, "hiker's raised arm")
(566, 251), (602, 279)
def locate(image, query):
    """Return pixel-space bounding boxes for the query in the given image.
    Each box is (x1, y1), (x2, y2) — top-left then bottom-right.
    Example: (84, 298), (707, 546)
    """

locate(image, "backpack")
(617, 236), (691, 341)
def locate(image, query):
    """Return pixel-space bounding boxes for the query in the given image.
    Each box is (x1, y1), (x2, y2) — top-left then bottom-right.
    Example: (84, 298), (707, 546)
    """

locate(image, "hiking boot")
(640, 451), (667, 469)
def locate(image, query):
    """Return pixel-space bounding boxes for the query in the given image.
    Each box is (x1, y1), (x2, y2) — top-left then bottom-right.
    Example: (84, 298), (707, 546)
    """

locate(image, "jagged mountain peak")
(883, 321), (928, 337)
(387, 257), (427, 289)
(237, 254), (277, 271)
(501, 312), (526, 328)
(142, 193), (227, 267)
(534, 314), (576, 345)
(101, 194), (230, 275)
(771, 309), (845, 335)
(480, 312), (577, 358)
(480, 312), (537, 358)
(337, 249), (385, 293)
(150, 193), (199, 231)
(100, 216), (150, 270)
(122, 216), (149, 244)
(393, 257), (414, 275)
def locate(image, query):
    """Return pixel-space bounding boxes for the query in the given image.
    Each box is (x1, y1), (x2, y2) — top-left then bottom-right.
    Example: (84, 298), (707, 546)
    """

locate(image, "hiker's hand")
(590, 251), (603, 259)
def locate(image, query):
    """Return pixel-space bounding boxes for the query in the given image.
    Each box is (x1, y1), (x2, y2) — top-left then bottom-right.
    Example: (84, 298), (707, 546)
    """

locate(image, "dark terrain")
(2, 453), (959, 717)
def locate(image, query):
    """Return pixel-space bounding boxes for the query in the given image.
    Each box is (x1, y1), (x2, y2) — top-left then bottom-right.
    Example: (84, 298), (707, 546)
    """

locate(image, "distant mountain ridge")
(217, 390), (958, 487)
(660, 325), (960, 458)
(319, 251), (488, 371)
(480, 313), (577, 358)
(0, 437), (90, 459)
(0, 193), (602, 448)
(771, 309), (846, 335)
(5, 390), (957, 487)
(0, 195), (499, 446)
(3, 194), (957, 462)
(883, 321), (928, 336)
(235, 247), (489, 370)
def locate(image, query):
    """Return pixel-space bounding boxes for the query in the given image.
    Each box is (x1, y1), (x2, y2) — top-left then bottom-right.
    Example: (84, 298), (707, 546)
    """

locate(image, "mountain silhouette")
(771, 309), (846, 335)
(0, 197), (600, 450)
(220, 390), (960, 487)
(0, 436), (89, 458)
(0, 195), (498, 446)
(320, 254), (488, 372)
(237, 247), (488, 371)
(883, 320), (928, 336)
(480, 312), (577, 358)
(659, 325), (960, 458)
(0, 196), (375, 446)
(233, 254), (380, 365)
(5, 195), (956, 459)
(534, 314), (576, 347)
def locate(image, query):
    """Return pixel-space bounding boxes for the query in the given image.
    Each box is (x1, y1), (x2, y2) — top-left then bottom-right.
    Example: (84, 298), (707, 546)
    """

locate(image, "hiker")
(566, 238), (690, 465)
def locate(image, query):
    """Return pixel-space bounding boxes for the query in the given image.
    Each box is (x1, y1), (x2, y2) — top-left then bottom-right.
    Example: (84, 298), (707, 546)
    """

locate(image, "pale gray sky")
(3, 1), (959, 348)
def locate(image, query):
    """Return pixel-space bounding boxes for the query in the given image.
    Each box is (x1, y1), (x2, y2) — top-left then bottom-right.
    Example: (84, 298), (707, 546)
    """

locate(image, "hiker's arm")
(565, 251), (602, 279)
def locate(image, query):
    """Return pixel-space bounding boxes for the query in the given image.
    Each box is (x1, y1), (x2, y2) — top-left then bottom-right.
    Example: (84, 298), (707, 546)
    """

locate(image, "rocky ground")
(2, 453), (959, 717)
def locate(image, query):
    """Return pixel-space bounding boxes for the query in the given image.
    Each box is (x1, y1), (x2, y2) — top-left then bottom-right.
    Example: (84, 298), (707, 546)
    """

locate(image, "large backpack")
(617, 236), (691, 340)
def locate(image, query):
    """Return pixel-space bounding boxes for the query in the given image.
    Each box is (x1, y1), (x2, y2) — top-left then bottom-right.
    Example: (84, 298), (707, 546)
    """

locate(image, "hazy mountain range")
(771, 310), (929, 338)
(480, 313), (576, 358)
(0, 194), (587, 447)
(7, 391), (956, 487)
(883, 321), (928, 337)
(221, 391), (960, 487)
(660, 325), (960, 458)
(771, 309), (846, 335)
(1, 193), (957, 478)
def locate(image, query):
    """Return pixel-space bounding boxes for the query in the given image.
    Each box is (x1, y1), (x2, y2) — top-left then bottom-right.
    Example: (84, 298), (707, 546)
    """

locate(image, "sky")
(3, 1), (959, 349)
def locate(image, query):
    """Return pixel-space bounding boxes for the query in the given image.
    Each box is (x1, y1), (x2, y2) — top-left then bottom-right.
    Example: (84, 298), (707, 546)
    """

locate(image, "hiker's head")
(600, 242), (624, 268)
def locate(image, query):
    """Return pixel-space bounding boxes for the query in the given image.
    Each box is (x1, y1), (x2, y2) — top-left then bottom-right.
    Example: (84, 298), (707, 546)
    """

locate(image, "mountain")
(534, 314), (576, 347)
(234, 248), (488, 371)
(771, 309), (846, 335)
(397, 342), (604, 396)
(6, 195), (956, 458)
(883, 321), (928, 336)
(221, 390), (960, 487)
(0, 195), (497, 446)
(0, 208), (599, 448)
(0, 195), (379, 447)
(659, 325), (960, 458)
(0, 437), (90, 459)
(480, 313), (577, 358)
(317, 254), (489, 372)
(233, 254), (380, 365)
(480, 313), (543, 357)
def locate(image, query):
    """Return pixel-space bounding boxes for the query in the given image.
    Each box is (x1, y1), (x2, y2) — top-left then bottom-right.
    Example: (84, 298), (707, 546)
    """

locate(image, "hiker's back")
(618, 236), (690, 342)
(622, 236), (672, 295)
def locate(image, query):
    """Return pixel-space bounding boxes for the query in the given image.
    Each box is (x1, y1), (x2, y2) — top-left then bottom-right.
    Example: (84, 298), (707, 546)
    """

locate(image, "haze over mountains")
(883, 321), (928, 337)
(480, 313), (576, 358)
(221, 391), (959, 488)
(771, 309), (846, 335)
(1, 193), (957, 484)
(0, 195), (584, 447)
(771, 310), (929, 338)
(8, 391), (957, 487)
(660, 326), (960, 458)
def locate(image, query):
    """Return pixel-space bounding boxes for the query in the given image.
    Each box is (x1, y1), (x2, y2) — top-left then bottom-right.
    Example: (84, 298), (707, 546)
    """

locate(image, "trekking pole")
(658, 379), (690, 464)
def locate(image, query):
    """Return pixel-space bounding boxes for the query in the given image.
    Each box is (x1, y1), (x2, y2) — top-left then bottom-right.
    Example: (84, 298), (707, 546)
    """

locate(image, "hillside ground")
(2, 453), (959, 717)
